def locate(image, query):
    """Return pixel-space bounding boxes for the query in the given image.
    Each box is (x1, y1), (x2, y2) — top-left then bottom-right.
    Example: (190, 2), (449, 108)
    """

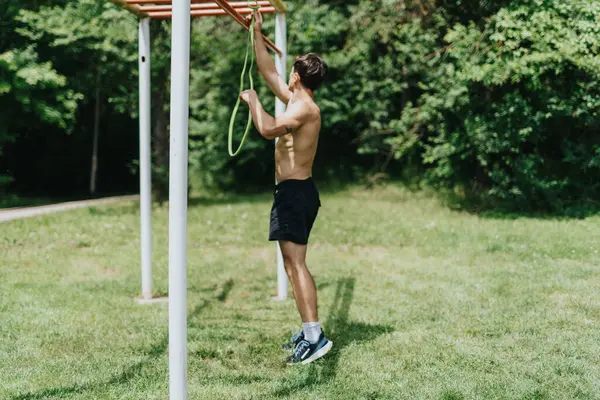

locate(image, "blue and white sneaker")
(282, 330), (304, 351)
(286, 332), (333, 365)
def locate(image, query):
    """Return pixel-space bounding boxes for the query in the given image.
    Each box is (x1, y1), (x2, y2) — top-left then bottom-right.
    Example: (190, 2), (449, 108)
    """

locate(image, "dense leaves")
(0, 0), (598, 211)
(395, 0), (600, 210)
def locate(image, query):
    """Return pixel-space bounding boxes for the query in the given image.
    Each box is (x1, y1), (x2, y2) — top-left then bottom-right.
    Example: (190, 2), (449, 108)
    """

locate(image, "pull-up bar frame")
(111, 0), (282, 54)
(110, 1), (288, 398)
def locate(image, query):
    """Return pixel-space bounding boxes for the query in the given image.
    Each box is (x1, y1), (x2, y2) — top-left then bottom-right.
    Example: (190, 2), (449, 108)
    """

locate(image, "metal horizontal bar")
(141, 1), (270, 12)
(113, 0), (282, 55)
(148, 6), (276, 18)
(110, 0), (147, 17)
(212, 0), (281, 55)
(125, 0), (286, 14)
(128, 0), (213, 4)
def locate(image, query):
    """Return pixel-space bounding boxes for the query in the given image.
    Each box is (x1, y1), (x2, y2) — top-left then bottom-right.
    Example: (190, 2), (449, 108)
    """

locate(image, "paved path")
(0, 195), (139, 223)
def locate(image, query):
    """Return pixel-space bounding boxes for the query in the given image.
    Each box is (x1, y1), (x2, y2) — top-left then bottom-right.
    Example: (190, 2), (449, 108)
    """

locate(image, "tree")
(387, 0), (600, 210)
(16, 0), (138, 195)
(0, 46), (81, 189)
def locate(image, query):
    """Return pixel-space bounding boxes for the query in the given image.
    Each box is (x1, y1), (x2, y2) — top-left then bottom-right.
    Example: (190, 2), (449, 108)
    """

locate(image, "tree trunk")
(152, 72), (169, 204)
(90, 78), (101, 195)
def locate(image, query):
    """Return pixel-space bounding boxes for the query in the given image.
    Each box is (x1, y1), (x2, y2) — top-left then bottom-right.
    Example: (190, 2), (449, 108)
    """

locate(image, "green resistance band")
(228, 1), (261, 157)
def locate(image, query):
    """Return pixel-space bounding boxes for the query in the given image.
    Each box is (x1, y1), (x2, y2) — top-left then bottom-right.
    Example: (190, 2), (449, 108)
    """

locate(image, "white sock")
(302, 322), (321, 344)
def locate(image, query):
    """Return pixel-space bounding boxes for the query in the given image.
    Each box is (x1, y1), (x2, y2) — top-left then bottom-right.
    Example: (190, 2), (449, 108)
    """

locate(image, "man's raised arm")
(252, 11), (292, 105)
(239, 90), (308, 140)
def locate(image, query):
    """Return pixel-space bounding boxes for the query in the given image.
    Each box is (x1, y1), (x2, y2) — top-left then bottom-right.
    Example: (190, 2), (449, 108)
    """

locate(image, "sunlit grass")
(1, 185), (599, 399)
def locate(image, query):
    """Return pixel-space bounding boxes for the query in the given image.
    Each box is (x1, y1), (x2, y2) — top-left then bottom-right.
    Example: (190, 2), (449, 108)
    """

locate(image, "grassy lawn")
(1, 185), (599, 399)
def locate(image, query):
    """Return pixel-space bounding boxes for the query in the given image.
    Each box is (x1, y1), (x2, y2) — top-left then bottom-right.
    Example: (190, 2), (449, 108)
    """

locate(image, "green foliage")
(0, 0), (145, 196)
(0, 47), (80, 126)
(16, 0), (138, 112)
(1, 0), (599, 211)
(187, 1), (355, 190)
(411, 0), (598, 210)
(0, 0), (86, 143)
(0, 46), (81, 148)
(188, 16), (260, 189)
(353, 0), (600, 211)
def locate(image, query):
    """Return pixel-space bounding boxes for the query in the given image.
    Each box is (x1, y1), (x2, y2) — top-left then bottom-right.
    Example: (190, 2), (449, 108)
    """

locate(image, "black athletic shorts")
(269, 177), (321, 245)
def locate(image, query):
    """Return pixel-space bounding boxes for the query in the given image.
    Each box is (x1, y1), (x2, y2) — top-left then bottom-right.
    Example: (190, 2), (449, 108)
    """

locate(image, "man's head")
(288, 53), (328, 92)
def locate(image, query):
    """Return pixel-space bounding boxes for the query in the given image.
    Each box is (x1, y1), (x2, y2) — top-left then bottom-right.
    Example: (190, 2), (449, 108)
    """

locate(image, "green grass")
(1, 185), (599, 399)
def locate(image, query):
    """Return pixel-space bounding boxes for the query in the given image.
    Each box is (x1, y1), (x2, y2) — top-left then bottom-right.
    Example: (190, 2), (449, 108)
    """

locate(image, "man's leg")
(279, 240), (322, 343)
(279, 240), (318, 322)
(279, 239), (332, 364)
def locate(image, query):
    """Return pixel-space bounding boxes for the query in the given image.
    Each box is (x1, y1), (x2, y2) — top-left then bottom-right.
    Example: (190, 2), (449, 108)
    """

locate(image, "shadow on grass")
(273, 277), (393, 397)
(9, 333), (169, 400)
(10, 281), (234, 400)
(216, 279), (234, 302)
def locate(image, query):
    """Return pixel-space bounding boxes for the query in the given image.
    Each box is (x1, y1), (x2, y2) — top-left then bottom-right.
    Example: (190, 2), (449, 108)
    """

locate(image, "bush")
(380, 0), (600, 211)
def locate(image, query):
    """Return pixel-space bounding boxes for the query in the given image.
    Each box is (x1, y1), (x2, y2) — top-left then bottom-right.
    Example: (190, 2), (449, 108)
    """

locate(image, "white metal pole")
(139, 18), (153, 300)
(168, 0), (190, 398)
(274, 12), (288, 300)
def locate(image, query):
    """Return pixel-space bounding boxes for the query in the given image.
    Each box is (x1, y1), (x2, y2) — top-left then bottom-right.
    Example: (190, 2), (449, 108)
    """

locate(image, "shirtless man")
(239, 11), (331, 365)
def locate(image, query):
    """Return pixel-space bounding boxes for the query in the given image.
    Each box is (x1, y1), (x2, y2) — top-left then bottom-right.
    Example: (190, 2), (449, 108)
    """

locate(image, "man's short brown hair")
(293, 53), (328, 91)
